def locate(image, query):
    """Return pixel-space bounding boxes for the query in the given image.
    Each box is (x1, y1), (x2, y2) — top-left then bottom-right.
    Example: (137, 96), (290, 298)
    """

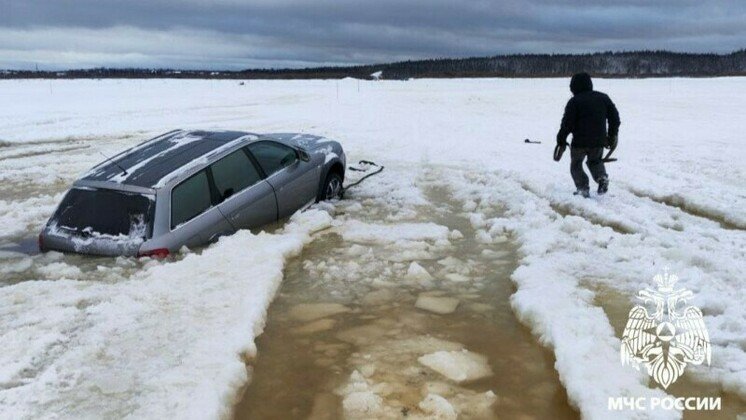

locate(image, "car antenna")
(98, 151), (128, 176)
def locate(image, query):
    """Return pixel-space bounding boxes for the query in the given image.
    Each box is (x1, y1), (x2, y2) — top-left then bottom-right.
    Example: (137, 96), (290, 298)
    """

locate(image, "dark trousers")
(570, 147), (607, 190)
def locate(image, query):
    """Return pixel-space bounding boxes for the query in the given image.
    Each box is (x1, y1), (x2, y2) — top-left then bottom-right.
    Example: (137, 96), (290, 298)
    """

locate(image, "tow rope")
(601, 142), (618, 163)
(340, 160), (384, 198)
(553, 142), (618, 163)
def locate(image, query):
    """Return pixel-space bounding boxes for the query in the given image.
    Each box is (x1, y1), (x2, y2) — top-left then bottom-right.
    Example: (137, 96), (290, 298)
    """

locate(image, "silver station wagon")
(39, 130), (346, 257)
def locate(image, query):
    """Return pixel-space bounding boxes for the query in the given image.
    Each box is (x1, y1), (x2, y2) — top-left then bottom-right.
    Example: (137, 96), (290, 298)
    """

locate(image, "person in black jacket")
(557, 72), (620, 197)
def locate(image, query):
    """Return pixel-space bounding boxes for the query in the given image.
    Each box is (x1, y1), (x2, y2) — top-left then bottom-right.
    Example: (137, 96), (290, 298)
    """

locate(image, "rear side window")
(171, 170), (212, 229)
(210, 150), (262, 199)
(247, 142), (297, 176)
(52, 188), (154, 239)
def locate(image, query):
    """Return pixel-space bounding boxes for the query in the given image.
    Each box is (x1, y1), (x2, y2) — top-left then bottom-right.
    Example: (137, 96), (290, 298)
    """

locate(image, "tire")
(318, 172), (343, 201)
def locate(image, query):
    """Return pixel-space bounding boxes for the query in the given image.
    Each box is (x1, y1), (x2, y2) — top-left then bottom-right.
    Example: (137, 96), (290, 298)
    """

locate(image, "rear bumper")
(40, 229), (142, 257)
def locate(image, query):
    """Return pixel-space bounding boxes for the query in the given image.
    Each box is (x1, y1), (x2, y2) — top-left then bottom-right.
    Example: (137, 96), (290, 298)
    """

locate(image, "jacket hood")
(570, 72), (593, 95)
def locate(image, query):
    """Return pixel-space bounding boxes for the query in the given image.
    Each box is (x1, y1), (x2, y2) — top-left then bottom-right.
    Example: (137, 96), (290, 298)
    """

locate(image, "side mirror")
(297, 149), (310, 162)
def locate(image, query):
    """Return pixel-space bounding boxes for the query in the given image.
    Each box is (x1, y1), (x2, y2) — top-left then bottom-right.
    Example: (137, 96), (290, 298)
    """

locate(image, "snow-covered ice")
(0, 209), (332, 419)
(1, 77), (745, 419)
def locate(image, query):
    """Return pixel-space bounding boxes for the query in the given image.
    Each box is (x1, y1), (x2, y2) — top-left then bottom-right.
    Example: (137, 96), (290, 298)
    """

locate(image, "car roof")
(79, 130), (259, 190)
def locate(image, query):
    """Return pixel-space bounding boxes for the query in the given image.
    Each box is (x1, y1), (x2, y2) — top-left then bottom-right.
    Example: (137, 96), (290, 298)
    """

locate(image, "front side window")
(247, 141), (297, 176)
(171, 170), (212, 229)
(210, 149), (262, 200)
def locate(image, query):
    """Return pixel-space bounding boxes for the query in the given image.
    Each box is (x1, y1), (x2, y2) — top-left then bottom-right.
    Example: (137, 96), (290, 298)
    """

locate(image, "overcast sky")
(0, 0), (744, 70)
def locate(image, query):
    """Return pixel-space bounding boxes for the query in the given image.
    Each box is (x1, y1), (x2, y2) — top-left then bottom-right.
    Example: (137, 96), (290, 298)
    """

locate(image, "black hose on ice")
(340, 160), (384, 198)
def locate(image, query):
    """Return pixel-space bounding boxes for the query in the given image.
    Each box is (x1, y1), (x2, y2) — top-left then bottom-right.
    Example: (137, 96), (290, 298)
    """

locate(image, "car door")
(210, 148), (277, 230)
(247, 141), (320, 219)
(169, 169), (235, 247)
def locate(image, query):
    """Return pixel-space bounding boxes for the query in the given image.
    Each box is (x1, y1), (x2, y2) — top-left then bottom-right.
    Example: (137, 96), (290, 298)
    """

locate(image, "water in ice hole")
(234, 185), (578, 419)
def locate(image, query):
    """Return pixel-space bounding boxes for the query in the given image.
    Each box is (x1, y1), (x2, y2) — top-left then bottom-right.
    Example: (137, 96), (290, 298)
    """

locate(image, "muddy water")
(594, 287), (746, 419)
(235, 185), (577, 419)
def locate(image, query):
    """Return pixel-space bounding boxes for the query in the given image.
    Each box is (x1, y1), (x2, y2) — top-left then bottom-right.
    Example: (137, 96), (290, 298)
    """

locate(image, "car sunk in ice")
(39, 130), (346, 257)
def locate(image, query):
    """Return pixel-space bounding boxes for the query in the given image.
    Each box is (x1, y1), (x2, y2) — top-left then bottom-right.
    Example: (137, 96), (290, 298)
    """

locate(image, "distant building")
(370, 70), (383, 80)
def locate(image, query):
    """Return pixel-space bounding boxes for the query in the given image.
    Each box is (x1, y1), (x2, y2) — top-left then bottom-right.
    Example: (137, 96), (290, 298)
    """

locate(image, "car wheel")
(319, 172), (343, 201)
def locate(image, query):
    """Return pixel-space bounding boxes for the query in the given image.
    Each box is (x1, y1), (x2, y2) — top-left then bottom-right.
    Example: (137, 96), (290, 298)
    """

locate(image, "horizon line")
(3, 48), (744, 74)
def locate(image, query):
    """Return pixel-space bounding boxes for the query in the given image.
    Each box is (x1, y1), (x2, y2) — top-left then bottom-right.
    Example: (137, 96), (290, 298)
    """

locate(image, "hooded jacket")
(557, 73), (620, 148)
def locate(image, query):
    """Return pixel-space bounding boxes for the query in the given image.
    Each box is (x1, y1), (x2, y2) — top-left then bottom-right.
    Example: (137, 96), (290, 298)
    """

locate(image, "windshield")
(51, 187), (155, 239)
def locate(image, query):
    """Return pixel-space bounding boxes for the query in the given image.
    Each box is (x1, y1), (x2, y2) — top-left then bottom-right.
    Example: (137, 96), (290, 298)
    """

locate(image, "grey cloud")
(0, 0), (744, 70)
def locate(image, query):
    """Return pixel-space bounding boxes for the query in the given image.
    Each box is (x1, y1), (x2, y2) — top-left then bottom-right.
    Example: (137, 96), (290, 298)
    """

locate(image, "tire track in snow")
(546, 201), (636, 235)
(0, 145), (91, 162)
(517, 180), (636, 235)
(439, 167), (746, 418)
(624, 188), (745, 231)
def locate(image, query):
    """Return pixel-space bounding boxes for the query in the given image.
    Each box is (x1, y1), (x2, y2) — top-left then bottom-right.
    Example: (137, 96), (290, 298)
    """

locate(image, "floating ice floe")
(361, 289), (395, 306)
(418, 393), (457, 420)
(339, 221), (450, 244)
(448, 229), (464, 240)
(444, 273), (470, 283)
(418, 349), (493, 383)
(405, 262), (433, 282)
(336, 335), (497, 418)
(415, 295), (460, 314)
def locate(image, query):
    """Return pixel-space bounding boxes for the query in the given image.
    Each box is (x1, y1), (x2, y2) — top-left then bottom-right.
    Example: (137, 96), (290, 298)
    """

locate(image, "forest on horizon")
(3, 50), (745, 80)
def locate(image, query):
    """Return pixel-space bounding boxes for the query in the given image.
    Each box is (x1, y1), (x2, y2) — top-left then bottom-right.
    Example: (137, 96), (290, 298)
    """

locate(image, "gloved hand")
(606, 134), (618, 149)
(556, 137), (567, 147)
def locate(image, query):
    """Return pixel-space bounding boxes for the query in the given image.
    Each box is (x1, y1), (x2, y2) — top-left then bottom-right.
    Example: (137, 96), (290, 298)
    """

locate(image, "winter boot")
(574, 188), (590, 198)
(598, 177), (609, 195)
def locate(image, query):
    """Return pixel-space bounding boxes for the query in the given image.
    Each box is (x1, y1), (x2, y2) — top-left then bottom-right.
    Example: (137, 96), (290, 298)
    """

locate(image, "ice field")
(0, 78), (745, 419)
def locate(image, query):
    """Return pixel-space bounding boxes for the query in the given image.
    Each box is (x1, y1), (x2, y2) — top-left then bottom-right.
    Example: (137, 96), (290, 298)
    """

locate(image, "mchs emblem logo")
(621, 270), (711, 388)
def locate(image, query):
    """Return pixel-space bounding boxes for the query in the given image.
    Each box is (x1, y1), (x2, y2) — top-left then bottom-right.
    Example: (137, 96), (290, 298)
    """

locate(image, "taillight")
(38, 233), (45, 252)
(137, 248), (170, 259)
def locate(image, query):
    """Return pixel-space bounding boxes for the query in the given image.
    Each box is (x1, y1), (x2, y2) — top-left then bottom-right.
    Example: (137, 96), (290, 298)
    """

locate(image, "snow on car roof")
(81, 130), (258, 189)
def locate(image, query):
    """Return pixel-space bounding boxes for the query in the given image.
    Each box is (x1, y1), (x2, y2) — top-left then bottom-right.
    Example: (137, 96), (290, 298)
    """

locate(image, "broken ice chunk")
(336, 323), (388, 346)
(418, 350), (493, 383)
(444, 273), (470, 282)
(469, 213), (486, 228)
(462, 200), (477, 212)
(36, 261), (82, 279)
(475, 230), (492, 243)
(405, 262), (433, 282)
(361, 289), (395, 306)
(437, 256), (461, 267)
(480, 249), (510, 259)
(338, 370), (383, 416)
(415, 295), (460, 314)
(342, 391), (382, 415)
(419, 394), (457, 420)
(288, 303), (350, 322)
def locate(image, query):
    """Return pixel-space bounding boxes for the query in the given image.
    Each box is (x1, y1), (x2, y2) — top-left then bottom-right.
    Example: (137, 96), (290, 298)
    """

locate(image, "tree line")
(3, 50), (745, 80)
